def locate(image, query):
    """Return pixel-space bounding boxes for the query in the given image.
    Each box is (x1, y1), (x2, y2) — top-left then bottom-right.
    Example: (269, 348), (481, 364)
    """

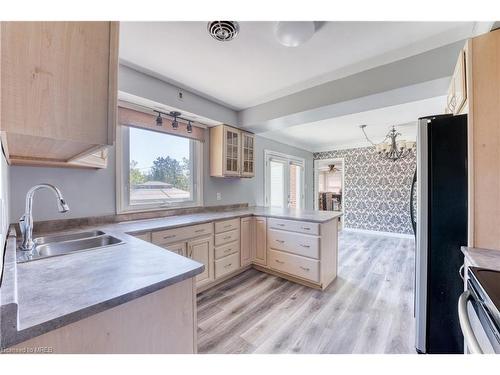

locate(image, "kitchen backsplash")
(314, 146), (416, 235)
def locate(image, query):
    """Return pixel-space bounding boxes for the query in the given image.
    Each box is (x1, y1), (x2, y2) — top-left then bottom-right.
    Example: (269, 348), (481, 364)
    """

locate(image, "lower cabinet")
(254, 217), (267, 266)
(167, 241), (187, 257)
(187, 235), (214, 288)
(240, 217), (254, 267)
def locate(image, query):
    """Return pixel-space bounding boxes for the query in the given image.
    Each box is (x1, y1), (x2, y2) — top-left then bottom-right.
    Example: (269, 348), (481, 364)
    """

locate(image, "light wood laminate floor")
(197, 231), (416, 354)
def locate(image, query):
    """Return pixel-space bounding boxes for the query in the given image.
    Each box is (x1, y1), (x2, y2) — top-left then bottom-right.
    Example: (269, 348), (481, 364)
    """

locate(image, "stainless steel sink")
(33, 230), (106, 246)
(17, 231), (124, 263)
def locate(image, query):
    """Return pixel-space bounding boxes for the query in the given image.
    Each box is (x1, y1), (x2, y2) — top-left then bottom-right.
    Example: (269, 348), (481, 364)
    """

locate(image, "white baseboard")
(342, 227), (414, 239)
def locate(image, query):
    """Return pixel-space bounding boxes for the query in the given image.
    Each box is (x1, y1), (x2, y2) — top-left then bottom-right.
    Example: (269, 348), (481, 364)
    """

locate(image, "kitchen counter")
(461, 246), (500, 272)
(0, 206), (341, 349)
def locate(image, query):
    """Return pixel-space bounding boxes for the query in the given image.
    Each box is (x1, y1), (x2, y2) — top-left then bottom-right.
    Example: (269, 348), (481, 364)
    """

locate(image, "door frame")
(313, 157), (345, 216)
(264, 150), (305, 209)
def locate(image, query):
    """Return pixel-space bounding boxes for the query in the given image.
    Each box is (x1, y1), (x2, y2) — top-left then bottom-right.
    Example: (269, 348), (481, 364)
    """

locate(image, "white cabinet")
(210, 125), (255, 178)
(240, 217), (255, 267)
(187, 235), (214, 287)
(254, 217), (267, 266)
(241, 132), (255, 178)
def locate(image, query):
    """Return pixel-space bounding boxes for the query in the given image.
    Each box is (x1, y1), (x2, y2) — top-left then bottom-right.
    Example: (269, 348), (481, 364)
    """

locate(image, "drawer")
(215, 252), (240, 279)
(268, 249), (320, 283)
(268, 229), (320, 259)
(215, 218), (240, 234)
(214, 229), (239, 246)
(152, 223), (213, 245)
(215, 241), (240, 260)
(267, 218), (319, 235)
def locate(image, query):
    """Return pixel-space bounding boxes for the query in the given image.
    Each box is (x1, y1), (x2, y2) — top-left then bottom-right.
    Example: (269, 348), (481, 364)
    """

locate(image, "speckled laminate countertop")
(0, 206), (341, 348)
(461, 246), (500, 272)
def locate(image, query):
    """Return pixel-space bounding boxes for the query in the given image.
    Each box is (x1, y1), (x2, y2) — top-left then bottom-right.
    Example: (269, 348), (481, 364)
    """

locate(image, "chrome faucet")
(19, 183), (69, 251)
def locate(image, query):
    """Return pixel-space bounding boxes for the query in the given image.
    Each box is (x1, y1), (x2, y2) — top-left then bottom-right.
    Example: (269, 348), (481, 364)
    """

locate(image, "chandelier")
(360, 125), (416, 162)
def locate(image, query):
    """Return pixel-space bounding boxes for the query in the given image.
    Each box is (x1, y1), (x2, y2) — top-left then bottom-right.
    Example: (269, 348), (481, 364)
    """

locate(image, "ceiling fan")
(328, 164), (341, 173)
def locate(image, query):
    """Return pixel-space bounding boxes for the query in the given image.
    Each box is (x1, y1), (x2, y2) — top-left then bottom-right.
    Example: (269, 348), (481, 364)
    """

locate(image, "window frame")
(116, 124), (204, 214)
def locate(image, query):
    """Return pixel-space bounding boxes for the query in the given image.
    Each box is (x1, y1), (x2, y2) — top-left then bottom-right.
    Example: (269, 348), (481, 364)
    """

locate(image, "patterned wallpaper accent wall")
(314, 146), (416, 235)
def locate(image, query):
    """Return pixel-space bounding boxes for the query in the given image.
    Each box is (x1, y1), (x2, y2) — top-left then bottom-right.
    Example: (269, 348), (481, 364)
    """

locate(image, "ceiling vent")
(207, 21), (240, 42)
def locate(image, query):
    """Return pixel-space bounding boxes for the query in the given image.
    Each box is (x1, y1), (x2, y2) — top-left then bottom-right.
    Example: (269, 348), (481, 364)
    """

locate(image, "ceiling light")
(187, 121), (193, 134)
(360, 125), (415, 162)
(155, 112), (163, 126)
(274, 21), (315, 47)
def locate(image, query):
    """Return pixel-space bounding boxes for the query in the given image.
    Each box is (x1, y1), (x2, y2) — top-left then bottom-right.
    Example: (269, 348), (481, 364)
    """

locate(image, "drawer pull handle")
(224, 236), (231, 240)
(275, 239), (285, 244)
(277, 223), (285, 227)
(275, 259), (285, 264)
(224, 224), (232, 228)
(224, 248), (232, 253)
(224, 263), (232, 268)
(300, 266), (310, 271)
(300, 244), (310, 248)
(302, 227), (311, 230)
(164, 234), (176, 239)
(195, 229), (205, 233)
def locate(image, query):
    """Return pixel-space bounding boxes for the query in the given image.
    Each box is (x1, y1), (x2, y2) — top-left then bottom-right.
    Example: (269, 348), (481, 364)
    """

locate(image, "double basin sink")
(17, 230), (124, 263)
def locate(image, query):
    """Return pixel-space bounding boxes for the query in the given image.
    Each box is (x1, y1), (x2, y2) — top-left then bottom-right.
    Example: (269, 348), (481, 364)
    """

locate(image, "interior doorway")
(314, 158), (344, 224)
(265, 150), (305, 209)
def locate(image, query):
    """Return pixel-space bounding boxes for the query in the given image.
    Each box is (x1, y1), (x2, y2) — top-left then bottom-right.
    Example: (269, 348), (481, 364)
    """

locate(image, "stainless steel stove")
(459, 267), (500, 353)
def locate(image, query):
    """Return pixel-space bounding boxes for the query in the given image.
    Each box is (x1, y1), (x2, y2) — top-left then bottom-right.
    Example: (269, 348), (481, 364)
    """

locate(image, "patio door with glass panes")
(265, 151), (305, 209)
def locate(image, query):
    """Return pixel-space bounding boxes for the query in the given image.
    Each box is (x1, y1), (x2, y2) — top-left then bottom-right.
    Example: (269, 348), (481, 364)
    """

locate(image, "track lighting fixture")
(187, 120), (193, 133)
(155, 111), (163, 126)
(170, 111), (181, 130)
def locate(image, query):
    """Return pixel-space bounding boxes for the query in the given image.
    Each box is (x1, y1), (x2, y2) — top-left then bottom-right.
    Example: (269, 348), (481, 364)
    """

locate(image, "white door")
(265, 151), (305, 209)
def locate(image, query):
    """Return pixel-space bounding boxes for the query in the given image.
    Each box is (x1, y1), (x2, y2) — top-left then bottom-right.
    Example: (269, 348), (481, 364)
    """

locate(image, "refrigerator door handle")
(458, 290), (483, 354)
(410, 168), (417, 236)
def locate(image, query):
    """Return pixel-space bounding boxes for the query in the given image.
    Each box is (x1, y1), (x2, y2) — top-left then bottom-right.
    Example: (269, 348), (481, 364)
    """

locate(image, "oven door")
(458, 286), (500, 354)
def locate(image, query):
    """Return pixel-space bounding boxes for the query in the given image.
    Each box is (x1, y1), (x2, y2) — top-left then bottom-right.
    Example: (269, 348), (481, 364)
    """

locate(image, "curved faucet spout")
(19, 183), (70, 251)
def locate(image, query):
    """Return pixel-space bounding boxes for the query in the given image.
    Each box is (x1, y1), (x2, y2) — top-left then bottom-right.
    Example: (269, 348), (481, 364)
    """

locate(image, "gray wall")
(314, 146), (416, 235)
(9, 148), (116, 222)
(8, 134), (312, 222)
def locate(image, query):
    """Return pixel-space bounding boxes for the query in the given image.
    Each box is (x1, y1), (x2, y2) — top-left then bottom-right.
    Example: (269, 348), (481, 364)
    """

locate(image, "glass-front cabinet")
(224, 126), (241, 176)
(241, 132), (255, 177)
(210, 125), (255, 178)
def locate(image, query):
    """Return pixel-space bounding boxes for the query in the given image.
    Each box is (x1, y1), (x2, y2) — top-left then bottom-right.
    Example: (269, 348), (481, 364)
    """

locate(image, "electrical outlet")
(216, 192), (222, 201)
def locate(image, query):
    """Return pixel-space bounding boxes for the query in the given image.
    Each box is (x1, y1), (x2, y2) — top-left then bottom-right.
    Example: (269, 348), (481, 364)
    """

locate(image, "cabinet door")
(187, 236), (214, 287)
(166, 242), (187, 257)
(452, 49), (467, 115)
(254, 217), (267, 266)
(240, 217), (255, 267)
(1, 22), (118, 163)
(223, 126), (241, 176)
(241, 132), (255, 178)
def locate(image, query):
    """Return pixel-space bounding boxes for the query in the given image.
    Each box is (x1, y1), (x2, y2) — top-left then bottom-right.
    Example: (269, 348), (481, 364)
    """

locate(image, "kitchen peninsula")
(0, 206), (341, 353)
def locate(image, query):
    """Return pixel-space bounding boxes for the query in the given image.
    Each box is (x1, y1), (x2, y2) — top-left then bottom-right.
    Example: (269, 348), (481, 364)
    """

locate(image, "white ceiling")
(259, 95), (447, 152)
(119, 21), (483, 110)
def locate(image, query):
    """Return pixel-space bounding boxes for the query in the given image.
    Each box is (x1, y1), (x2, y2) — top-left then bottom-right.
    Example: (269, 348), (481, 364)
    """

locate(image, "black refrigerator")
(413, 113), (468, 354)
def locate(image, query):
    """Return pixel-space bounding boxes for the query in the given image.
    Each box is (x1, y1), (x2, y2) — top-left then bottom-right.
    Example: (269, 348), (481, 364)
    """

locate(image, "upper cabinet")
(210, 124), (255, 178)
(0, 22), (119, 168)
(446, 46), (468, 115)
